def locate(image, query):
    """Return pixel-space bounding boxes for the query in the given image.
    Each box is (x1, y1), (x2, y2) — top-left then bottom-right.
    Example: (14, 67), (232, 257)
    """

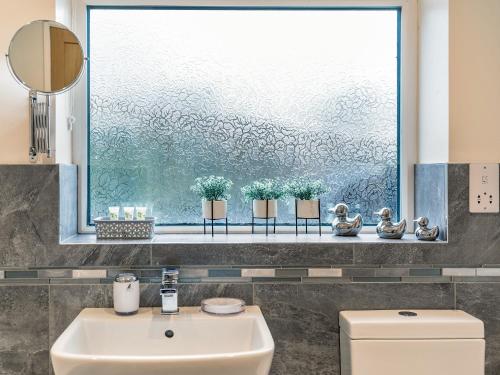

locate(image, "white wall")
(418, 0), (449, 163)
(1, 0), (500, 165)
(449, 0), (500, 163)
(55, 0), (75, 164)
(0, 0), (55, 164)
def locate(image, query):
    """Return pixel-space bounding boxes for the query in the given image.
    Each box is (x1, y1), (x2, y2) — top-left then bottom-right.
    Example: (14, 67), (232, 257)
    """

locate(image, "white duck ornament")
(375, 207), (406, 239)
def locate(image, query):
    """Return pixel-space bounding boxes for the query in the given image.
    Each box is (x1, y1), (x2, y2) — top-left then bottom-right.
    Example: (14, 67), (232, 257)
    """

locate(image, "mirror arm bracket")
(28, 91), (51, 162)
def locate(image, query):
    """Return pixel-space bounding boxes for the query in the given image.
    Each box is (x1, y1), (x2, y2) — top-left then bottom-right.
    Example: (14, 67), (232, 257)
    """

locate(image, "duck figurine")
(375, 207), (406, 239)
(414, 216), (439, 241)
(329, 203), (363, 236)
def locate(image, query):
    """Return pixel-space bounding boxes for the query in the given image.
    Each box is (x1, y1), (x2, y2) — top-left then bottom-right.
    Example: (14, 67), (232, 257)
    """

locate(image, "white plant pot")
(202, 199), (227, 220)
(296, 199), (319, 218)
(253, 199), (278, 218)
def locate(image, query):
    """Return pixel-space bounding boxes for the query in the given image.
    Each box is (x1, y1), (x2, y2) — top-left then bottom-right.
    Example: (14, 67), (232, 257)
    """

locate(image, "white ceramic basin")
(51, 306), (274, 375)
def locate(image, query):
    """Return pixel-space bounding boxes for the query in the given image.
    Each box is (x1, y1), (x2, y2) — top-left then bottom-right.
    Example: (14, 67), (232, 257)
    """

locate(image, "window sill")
(61, 233), (446, 246)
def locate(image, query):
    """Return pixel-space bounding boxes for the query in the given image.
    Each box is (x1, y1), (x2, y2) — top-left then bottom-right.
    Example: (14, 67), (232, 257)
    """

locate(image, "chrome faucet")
(160, 268), (179, 314)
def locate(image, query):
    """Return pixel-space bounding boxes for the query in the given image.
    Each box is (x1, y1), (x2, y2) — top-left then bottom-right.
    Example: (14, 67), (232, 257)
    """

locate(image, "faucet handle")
(162, 268), (179, 284)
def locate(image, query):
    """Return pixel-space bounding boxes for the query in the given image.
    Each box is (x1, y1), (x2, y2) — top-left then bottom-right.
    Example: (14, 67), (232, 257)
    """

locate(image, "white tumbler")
(113, 273), (140, 315)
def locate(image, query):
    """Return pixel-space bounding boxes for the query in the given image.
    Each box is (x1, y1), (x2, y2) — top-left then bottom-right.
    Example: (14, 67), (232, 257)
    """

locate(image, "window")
(87, 6), (401, 227)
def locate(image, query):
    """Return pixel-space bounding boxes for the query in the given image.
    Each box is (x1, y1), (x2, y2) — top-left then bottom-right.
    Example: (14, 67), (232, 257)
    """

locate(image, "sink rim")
(51, 305), (274, 363)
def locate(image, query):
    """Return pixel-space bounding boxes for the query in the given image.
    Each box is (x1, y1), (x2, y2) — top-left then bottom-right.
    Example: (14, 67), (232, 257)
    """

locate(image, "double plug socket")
(469, 164), (499, 213)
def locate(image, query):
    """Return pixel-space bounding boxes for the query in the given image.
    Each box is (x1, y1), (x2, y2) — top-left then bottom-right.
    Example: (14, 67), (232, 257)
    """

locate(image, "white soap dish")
(201, 298), (246, 315)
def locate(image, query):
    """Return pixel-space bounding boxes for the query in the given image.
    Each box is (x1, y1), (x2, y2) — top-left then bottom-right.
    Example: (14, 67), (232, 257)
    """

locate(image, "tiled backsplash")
(0, 163), (499, 375)
(2, 266), (500, 284)
(0, 164), (498, 268)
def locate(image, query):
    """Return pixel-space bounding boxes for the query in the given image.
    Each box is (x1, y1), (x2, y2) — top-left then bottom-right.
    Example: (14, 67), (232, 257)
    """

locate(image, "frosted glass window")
(88, 7), (400, 226)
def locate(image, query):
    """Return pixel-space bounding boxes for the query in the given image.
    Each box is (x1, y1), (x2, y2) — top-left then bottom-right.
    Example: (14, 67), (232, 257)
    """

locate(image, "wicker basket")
(94, 217), (155, 239)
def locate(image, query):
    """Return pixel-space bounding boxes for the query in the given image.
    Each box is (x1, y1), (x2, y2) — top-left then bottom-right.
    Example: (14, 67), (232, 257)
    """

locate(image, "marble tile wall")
(3, 280), (500, 375)
(0, 286), (49, 375)
(0, 163), (499, 375)
(1, 164), (498, 268)
(414, 163), (448, 241)
(58, 164), (77, 242)
(0, 164), (500, 268)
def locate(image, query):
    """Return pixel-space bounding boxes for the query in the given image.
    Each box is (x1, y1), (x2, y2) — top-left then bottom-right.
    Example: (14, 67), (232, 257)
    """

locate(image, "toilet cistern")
(339, 309), (485, 375)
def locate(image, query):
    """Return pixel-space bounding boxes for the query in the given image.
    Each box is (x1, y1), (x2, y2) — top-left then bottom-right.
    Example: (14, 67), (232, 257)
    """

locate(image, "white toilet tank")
(339, 310), (485, 375)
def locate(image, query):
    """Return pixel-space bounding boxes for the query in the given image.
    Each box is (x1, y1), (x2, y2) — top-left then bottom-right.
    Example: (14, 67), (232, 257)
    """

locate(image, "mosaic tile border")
(2, 266), (500, 284)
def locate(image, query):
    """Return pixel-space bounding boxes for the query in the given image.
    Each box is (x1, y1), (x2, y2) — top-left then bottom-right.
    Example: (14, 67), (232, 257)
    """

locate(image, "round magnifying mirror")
(7, 20), (84, 94)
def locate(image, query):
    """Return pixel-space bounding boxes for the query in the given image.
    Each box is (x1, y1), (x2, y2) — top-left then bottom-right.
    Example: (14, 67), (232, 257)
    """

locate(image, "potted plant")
(190, 176), (233, 220)
(241, 179), (285, 219)
(284, 178), (330, 218)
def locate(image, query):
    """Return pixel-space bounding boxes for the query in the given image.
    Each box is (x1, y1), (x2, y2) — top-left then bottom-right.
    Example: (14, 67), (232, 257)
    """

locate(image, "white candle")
(123, 207), (134, 220)
(109, 206), (120, 220)
(136, 207), (147, 220)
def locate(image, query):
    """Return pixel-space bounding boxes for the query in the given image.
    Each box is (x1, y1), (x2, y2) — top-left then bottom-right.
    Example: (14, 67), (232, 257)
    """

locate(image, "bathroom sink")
(51, 306), (274, 375)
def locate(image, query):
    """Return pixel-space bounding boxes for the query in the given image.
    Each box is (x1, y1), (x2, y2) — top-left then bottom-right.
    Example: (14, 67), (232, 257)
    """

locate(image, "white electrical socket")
(469, 163), (499, 213)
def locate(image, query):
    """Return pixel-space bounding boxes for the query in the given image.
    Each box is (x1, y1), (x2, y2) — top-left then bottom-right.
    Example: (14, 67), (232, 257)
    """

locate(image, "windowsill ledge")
(61, 233), (447, 246)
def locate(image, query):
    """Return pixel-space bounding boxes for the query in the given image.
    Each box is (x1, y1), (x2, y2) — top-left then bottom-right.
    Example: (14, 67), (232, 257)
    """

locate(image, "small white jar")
(113, 273), (140, 315)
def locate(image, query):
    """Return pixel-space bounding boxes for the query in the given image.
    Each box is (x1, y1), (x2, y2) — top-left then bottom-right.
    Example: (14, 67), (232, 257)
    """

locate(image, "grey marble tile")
(48, 284), (113, 346)
(255, 283), (454, 375)
(151, 233), (371, 244)
(4, 270), (37, 278)
(179, 268), (209, 278)
(208, 268), (241, 277)
(353, 242), (448, 265)
(200, 277), (252, 283)
(374, 268), (409, 277)
(275, 268), (308, 277)
(456, 283), (500, 375)
(352, 277), (401, 282)
(0, 165), (59, 267)
(414, 164), (448, 241)
(0, 349), (48, 375)
(152, 243), (353, 267)
(49, 244), (151, 267)
(0, 279), (49, 285)
(302, 277), (352, 284)
(62, 234), (153, 245)
(401, 276), (452, 283)
(443, 164), (500, 264)
(342, 268), (377, 277)
(453, 276), (500, 282)
(0, 218), (55, 267)
(252, 277), (302, 283)
(38, 269), (72, 278)
(59, 164), (77, 241)
(49, 278), (101, 284)
(409, 268), (442, 276)
(0, 285), (49, 375)
(139, 282), (253, 307)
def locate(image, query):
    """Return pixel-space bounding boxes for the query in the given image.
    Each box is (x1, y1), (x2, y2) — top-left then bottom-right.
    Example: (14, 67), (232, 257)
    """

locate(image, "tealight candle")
(109, 206), (120, 220)
(136, 207), (147, 220)
(123, 207), (134, 220)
